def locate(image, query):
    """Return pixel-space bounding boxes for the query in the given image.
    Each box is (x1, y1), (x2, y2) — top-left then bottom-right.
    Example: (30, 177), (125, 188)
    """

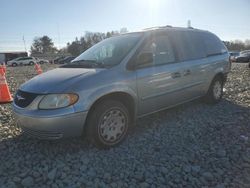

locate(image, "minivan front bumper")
(12, 105), (88, 140)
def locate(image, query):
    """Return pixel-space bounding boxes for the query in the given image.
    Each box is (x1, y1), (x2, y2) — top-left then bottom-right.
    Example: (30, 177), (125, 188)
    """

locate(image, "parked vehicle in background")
(235, 52), (250, 63)
(58, 56), (76, 64)
(13, 26), (230, 148)
(240, 50), (250, 55)
(53, 56), (65, 64)
(34, 58), (49, 64)
(229, 51), (239, 62)
(7, 57), (37, 66)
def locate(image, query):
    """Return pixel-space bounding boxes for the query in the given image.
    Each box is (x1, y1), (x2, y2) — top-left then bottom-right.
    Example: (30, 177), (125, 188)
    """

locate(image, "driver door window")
(140, 35), (176, 67)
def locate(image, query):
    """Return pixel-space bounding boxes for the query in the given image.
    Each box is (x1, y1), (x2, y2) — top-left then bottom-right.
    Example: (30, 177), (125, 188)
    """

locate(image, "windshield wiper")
(60, 59), (106, 68)
(60, 63), (92, 68)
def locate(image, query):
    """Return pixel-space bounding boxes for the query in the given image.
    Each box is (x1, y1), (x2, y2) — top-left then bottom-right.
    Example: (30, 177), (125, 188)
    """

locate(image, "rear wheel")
(204, 76), (223, 104)
(86, 100), (130, 149)
(29, 61), (34, 65)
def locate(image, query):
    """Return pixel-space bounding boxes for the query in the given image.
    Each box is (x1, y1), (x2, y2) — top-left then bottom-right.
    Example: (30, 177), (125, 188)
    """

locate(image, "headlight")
(39, 94), (78, 109)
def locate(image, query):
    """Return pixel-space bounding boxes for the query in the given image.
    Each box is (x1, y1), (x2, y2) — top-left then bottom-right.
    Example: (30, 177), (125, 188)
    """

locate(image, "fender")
(73, 83), (138, 113)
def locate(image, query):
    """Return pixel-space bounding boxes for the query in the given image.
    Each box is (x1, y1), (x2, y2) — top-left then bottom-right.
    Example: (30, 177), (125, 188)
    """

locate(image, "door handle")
(183, 69), (191, 76)
(171, 72), (181, 78)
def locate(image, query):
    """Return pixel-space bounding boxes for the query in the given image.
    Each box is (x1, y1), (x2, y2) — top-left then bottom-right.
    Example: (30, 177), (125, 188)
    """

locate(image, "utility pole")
(23, 35), (27, 52)
(57, 23), (61, 51)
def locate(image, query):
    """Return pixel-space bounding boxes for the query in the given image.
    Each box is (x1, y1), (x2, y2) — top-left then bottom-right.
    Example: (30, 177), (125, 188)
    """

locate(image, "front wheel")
(204, 77), (223, 104)
(86, 100), (130, 149)
(29, 61), (34, 65)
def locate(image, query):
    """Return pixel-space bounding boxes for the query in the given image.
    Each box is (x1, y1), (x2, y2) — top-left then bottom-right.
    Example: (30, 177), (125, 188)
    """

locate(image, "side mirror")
(136, 52), (153, 67)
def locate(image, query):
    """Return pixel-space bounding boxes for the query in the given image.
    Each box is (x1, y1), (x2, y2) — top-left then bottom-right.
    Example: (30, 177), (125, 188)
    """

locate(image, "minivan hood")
(20, 68), (100, 93)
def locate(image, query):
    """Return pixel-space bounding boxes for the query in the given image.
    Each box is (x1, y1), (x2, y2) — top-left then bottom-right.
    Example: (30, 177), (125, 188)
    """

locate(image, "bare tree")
(31, 36), (57, 55)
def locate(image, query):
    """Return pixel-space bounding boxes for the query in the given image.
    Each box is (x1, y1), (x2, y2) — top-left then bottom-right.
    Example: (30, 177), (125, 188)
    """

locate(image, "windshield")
(62, 33), (143, 68)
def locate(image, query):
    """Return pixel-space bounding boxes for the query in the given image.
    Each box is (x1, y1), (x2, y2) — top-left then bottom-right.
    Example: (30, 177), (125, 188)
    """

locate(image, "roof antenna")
(187, 20), (191, 28)
(187, 20), (193, 29)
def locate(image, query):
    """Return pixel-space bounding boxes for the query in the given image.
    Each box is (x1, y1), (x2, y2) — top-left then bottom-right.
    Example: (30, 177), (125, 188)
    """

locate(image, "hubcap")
(213, 81), (222, 100)
(98, 108), (127, 144)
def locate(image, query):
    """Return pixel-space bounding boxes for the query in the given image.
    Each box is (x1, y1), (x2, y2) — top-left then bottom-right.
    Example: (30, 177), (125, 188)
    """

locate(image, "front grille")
(14, 90), (38, 108)
(21, 126), (63, 140)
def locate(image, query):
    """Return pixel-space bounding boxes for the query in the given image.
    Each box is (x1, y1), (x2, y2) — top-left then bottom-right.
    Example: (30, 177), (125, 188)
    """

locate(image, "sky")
(0, 0), (249, 52)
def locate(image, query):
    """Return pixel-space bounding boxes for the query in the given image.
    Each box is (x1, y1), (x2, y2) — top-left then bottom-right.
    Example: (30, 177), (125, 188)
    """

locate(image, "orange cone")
(35, 63), (43, 75)
(2, 62), (6, 74)
(0, 67), (13, 103)
(0, 63), (5, 74)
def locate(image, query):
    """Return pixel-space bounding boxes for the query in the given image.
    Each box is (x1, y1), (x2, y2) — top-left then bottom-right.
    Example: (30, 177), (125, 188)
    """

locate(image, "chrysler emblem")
(16, 94), (25, 100)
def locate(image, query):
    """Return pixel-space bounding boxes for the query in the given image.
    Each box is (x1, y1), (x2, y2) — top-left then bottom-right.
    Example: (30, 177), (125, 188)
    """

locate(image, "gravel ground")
(0, 63), (249, 188)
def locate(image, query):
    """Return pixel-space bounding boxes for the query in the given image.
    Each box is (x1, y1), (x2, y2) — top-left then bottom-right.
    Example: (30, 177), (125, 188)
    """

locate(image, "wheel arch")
(86, 92), (137, 123)
(82, 91), (137, 137)
(213, 72), (225, 82)
(205, 71), (227, 94)
(83, 92), (137, 147)
(206, 72), (225, 94)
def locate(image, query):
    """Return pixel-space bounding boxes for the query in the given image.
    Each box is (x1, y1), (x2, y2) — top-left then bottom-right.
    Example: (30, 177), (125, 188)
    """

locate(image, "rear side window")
(200, 33), (227, 56)
(189, 32), (207, 58)
(169, 31), (206, 61)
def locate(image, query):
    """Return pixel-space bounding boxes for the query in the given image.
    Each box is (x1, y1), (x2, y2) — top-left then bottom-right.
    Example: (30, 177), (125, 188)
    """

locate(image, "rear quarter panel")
(203, 53), (230, 92)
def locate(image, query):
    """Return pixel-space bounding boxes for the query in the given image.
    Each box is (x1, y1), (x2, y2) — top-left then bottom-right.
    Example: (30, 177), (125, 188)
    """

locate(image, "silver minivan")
(13, 26), (230, 148)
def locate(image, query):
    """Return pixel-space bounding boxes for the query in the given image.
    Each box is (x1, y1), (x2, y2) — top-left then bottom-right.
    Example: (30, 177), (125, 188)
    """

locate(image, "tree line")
(223, 39), (250, 51)
(30, 28), (128, 57)
(30, 29), (250, 57)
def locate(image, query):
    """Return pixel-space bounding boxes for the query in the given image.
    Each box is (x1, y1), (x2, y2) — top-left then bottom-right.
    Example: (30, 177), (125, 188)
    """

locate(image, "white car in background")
(35, 58), (49, 64)
(7, 57), (48, 66)
(7, 57), (37, 66)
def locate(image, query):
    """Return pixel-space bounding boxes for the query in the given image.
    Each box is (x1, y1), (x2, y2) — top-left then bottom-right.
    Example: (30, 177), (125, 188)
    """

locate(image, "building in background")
(0, 51), (28, 64)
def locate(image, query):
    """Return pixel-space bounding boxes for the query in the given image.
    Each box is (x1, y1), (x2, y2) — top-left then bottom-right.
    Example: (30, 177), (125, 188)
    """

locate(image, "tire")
(204, 76), (223, 104)
(86, 100), (130, 149)
(12, 63), (17, 67)
(29, 61), (34, 65)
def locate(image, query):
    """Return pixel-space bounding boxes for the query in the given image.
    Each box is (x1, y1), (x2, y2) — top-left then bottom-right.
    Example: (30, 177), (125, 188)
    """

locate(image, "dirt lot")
(0, 63), (250, 188)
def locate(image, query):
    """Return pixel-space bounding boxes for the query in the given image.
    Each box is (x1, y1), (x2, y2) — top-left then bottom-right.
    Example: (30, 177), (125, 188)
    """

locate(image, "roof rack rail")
(143, 25), (173, 31)
(143, 26), (160, 30)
